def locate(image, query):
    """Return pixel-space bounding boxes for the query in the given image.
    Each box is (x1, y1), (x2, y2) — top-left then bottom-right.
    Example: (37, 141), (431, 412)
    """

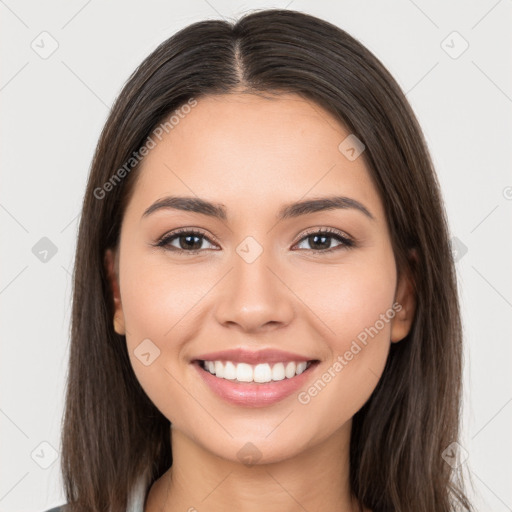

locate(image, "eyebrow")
(142, 195), (375, 222)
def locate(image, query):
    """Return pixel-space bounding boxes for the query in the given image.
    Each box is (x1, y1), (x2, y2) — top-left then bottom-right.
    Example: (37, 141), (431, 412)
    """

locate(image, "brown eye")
(156, 229), (217, 254)
(294, 228), (354, 252)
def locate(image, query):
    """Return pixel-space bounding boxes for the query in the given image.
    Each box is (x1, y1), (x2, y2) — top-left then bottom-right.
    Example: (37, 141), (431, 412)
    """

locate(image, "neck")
(146, 421), (358, 512)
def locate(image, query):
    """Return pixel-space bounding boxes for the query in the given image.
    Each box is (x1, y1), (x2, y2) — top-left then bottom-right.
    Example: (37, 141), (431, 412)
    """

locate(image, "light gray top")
(127, 471), (151, 512)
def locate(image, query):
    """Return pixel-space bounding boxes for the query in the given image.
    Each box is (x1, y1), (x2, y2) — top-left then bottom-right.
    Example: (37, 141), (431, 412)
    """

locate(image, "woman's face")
(106, 92), (414, 464)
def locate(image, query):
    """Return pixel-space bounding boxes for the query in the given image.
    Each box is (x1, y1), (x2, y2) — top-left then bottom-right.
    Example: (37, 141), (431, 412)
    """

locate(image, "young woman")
(46, 8), (472, 512)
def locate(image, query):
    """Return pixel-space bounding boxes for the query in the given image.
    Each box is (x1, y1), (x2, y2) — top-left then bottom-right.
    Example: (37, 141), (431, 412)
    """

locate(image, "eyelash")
(154, 227), (356, 255)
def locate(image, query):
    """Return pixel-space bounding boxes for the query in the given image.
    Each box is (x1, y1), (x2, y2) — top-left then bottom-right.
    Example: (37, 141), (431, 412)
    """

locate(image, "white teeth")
(296, 362), (307, 375)
(253, 363), (272, 383)
(236, 363), (253, 382)
(285, 362), (296, 379)
(201, 360), (313, 383)
(271, 362), (285, 381)
(223, 361), (236, 380)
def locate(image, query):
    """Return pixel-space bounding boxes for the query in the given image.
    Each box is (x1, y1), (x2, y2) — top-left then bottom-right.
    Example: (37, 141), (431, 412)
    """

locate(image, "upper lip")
(192, 348), (317, 365)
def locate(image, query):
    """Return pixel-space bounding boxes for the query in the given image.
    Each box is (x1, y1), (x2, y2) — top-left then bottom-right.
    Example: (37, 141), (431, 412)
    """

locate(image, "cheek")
(121, 255), (208, 345)
(330, 276), (396, 352)
(117, 249), (204, 409)
(296, 252), (397, 354)
(294, 254), (397, 426)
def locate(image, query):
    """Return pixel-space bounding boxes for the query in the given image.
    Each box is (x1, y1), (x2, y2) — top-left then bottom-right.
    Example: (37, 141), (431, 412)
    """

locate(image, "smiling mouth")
(196, 359), (319, 384)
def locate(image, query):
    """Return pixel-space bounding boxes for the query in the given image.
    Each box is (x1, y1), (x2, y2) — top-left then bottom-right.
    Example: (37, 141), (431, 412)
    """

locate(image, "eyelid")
(293, 226), (353, 245)
(155, 227), (221, 247)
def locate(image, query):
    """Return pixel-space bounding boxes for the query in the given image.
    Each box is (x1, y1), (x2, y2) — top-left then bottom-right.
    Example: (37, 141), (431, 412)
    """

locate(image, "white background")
(1, 1), (511, 511)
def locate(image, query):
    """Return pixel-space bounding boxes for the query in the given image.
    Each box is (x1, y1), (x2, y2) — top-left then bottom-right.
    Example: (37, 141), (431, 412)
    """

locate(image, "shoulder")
(42, 506), (67, 512)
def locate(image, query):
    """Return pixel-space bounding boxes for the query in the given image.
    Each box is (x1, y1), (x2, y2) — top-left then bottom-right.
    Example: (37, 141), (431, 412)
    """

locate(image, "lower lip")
(193, 361), (320, 407)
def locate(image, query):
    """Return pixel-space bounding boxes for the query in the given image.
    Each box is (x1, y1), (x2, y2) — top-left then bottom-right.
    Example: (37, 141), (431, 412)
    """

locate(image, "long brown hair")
(61, 8), (472, 511)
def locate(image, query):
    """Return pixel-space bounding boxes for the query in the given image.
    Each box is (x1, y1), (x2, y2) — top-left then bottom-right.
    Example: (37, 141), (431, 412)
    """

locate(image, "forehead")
(126, 92), (384, 222)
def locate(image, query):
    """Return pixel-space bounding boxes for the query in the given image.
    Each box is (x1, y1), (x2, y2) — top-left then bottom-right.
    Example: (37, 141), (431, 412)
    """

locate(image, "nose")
(213, 249), (295, 333)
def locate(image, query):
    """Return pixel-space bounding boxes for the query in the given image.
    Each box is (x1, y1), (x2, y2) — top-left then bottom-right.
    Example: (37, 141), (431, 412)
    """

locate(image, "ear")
(390, 249), (417, 343)
(105, 248), (125, 335)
